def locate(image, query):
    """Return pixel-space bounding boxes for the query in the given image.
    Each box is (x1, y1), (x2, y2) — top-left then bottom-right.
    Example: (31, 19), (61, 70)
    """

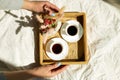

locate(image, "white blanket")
(0, 0), (120, 80)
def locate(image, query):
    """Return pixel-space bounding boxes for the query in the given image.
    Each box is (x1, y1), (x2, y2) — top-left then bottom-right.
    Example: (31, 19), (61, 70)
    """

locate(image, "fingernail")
(57, 62), (61, 67)
(50, 13), (55, 16)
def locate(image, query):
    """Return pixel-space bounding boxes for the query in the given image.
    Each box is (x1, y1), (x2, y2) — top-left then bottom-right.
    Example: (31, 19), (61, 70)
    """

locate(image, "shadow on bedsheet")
(15, 13), (41, 67)
(14, 13), (41, 67)
(2, 11), (42, 68)
(15, 13), (40, 34)
(4, 10), (40, 34)
(5, 10), (18, 18)
(103, 0), (120, 9)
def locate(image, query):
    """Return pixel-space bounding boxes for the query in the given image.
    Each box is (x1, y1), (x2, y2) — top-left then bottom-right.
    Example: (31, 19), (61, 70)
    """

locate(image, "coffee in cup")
(67, 25), (78, 36)
(51, 43), (63, 54)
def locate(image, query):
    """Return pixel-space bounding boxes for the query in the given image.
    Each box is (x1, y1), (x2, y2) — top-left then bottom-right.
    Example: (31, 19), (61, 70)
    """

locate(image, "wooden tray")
(39, 12), (89, 65)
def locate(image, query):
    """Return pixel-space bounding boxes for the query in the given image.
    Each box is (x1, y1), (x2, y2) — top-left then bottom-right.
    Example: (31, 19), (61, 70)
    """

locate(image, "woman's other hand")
(22, 0), (59, 15)
(28, 63), (68, 78)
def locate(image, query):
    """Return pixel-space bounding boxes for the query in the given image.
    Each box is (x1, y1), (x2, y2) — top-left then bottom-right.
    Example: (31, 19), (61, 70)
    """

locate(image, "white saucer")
(60, 20), (83, 42)
(45, 38), (68, 60)
(48, 21), (62, 36)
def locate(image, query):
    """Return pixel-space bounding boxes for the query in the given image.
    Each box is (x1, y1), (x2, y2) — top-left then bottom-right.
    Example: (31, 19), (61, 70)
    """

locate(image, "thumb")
(48, 62), (61, 70)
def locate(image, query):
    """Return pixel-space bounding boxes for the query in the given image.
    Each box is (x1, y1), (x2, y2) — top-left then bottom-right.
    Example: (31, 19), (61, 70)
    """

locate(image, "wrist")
(22, 0), (33, 11)
(3, 70), (34, 80)
(27, 67), (43, 78)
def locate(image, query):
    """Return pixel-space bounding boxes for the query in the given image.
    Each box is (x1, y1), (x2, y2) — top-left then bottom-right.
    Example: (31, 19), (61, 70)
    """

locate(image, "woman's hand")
(22, 0), (59, 14)
(4, 63), (68, 80)
(28, 63), (68, 78)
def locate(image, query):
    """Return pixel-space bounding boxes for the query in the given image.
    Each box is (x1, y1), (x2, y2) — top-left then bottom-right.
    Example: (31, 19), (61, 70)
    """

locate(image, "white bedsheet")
(0, 0), (120, 80)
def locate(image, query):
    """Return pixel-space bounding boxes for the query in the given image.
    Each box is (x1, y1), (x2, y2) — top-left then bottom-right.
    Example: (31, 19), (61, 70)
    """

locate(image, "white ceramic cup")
(60, 20), (83, 42)
(45, 38), (69, 60)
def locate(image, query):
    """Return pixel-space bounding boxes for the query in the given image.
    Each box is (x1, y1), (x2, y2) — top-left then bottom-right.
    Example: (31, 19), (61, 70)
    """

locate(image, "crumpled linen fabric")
(0, 0), (120, 80)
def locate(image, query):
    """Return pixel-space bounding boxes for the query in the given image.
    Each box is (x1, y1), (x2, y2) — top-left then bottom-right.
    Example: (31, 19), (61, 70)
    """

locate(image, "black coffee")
(67, 26), (77, 36)
(52, 44), (62, 54)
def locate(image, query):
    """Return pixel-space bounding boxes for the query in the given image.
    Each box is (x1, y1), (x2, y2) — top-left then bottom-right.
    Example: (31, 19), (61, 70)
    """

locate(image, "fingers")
(46, 2), (59, 12)
(44, 5), (53, 15)
(44, 63), (68, 77)
(47, 62), (61, 70)
(45, 2), (60, 15)
(51, 65), (68, 75)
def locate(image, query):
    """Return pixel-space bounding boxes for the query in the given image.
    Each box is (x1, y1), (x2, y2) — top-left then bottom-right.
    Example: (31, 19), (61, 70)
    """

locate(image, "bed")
(0, 0), (120, 80)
